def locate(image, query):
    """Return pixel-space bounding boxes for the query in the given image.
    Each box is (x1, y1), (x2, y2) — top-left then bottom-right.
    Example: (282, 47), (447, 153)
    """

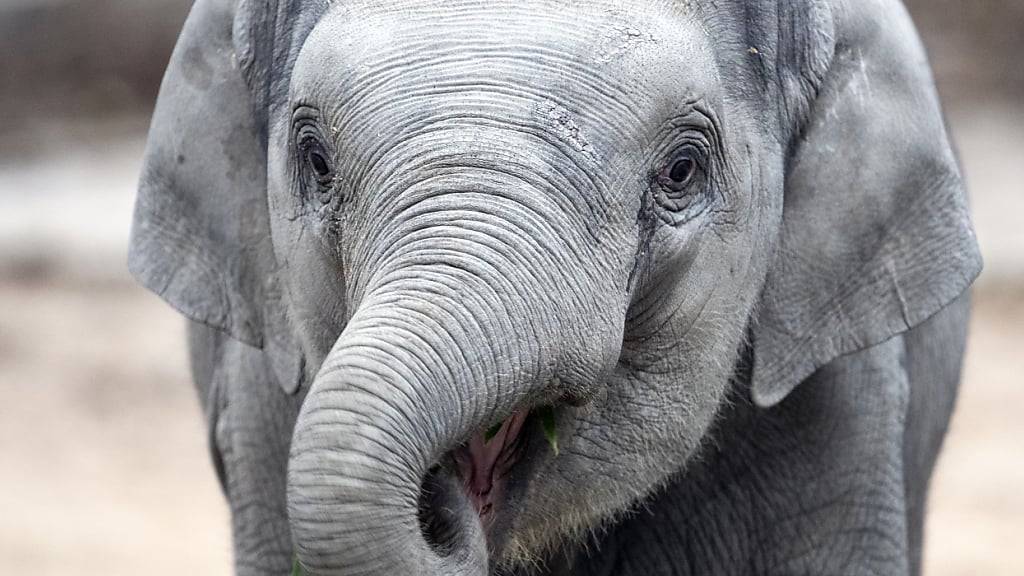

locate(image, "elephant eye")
(300, 138), (334, 185)
(653, 147), (709, 217)
(307, 150), (331, 178)
(668, 158), (695, 184)
(657, 151), (701, 193)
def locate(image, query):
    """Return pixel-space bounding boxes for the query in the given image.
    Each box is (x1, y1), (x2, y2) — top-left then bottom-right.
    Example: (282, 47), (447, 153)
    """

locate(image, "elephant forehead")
(292, 0), (718, 151)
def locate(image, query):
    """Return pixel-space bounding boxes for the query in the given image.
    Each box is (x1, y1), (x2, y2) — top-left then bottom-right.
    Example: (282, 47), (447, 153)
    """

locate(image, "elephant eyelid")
(291, 102), (321, 122)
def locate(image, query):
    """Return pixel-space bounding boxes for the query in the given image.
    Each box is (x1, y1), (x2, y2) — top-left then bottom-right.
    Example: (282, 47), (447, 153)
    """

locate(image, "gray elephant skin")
(128, 0), (982, 574)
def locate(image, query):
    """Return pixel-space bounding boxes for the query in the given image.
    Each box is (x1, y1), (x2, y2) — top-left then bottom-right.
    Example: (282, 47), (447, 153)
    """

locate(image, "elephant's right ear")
(129, 0), (302, 392)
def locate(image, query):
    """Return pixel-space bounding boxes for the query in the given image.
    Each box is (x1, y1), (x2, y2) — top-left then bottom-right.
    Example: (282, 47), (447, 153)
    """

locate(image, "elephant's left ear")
(751, 0), (982, 407)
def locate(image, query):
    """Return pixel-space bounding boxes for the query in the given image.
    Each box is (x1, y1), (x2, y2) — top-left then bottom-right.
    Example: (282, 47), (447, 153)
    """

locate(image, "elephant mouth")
(456, 411), (530, 523)
(418, 410), (532, 557)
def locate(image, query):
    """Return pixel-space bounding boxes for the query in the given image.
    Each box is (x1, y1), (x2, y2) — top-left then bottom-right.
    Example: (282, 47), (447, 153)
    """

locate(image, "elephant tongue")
(458, 411), (528, 519)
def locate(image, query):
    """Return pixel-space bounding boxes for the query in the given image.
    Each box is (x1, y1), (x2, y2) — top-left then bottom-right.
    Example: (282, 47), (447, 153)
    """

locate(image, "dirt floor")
(0, 275), (1020, 575)
(0, 278), (231, 575)
(923, 287), (1024, 576)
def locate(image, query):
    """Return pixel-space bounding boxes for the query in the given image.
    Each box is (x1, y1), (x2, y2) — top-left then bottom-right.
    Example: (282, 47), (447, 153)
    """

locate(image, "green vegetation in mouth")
(292, 556), (306, 576)
(483, 407), (559, 455)
(484, 420), (505, 443)
(537, 405), (559, 456)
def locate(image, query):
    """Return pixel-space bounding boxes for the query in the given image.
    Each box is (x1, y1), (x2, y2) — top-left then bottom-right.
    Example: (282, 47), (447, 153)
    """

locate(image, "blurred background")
(0, 1), (1020, 574)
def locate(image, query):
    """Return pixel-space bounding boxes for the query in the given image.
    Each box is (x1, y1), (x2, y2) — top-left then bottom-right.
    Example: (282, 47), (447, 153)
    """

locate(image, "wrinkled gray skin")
(130, 0), (982, 575)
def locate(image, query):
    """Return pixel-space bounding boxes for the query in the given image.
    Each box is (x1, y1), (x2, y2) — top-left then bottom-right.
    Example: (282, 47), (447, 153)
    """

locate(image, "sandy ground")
(0, 278), (231, 575)
(0, 104), (1021, 575)
(923, 287), (1024, 576)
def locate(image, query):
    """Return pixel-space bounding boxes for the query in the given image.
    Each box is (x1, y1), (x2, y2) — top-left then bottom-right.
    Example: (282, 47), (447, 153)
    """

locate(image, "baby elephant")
(130, 0), (981, 574)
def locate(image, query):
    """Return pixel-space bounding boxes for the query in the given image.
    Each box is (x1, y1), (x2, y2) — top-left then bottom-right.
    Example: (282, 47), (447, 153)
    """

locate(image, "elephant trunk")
(288, 302), (483, 574)
(288, 286), (573, 574)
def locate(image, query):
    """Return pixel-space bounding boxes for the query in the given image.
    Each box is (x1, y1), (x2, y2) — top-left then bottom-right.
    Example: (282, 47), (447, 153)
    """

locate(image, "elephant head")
(129, 0), (981, 574)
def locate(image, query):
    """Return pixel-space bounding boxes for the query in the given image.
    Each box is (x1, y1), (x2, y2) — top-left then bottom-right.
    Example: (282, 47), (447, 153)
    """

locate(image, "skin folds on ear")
(128, 0), (301, 393)
(751, 0), (982, 407)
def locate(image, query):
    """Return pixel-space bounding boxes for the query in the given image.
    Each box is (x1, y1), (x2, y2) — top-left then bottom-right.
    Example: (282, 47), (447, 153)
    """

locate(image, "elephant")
(128, 0), (982, 574)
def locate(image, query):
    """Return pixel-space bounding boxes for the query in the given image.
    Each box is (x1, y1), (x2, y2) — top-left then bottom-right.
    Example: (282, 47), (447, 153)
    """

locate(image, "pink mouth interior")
(455, 411), (528, 525)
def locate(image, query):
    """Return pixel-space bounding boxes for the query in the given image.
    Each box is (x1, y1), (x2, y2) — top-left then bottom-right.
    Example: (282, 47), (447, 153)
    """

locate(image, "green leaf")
(484, 420), (505, 443)
(292, 556), (306, 576)
(537, 406), (558, 456)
